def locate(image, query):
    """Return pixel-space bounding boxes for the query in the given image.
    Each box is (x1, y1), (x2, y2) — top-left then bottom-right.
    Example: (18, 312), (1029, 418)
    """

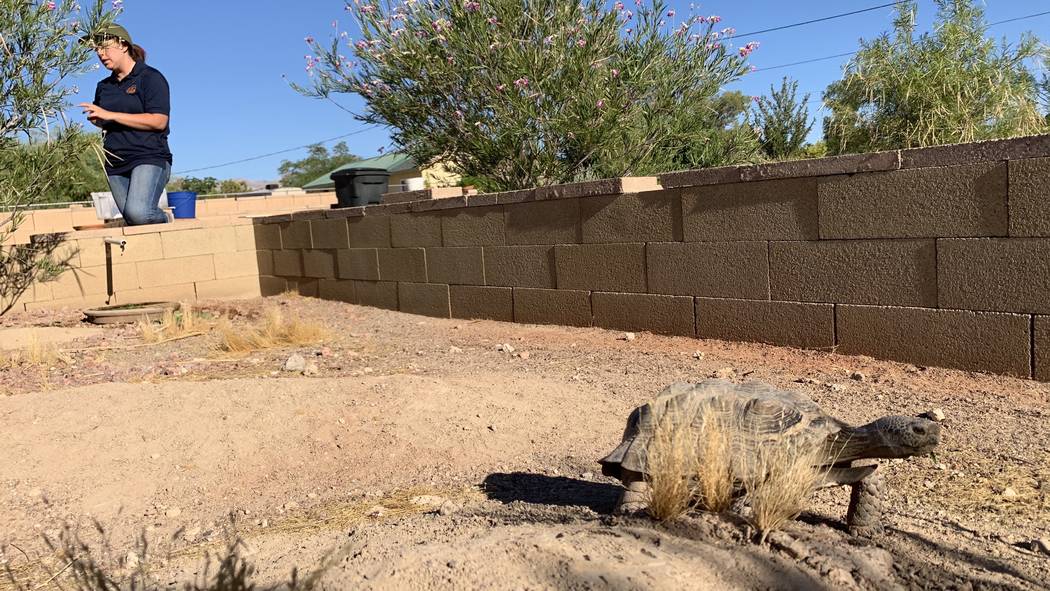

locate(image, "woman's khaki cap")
(81, 23), (133, 45)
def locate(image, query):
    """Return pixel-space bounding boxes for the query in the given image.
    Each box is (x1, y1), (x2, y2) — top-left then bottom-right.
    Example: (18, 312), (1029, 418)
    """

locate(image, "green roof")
(301, 152), (417, 189)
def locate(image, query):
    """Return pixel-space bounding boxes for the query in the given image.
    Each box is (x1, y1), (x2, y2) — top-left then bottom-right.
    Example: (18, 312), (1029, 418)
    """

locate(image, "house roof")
(301, 152), (417, 189)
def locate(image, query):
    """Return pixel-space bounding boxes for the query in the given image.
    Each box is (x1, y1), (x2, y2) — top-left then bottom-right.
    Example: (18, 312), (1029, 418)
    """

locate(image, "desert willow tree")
(296, 0), (762, 191)
(0, 0), (115, 314)
(823, 0), (1049, 155)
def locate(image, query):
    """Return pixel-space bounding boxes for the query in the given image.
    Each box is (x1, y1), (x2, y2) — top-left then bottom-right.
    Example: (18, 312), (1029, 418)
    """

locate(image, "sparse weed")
(0, 332), (66, 369)
(741, 437), (828, 543)
(217, 307), (327, 353)
(138, 303), (212, 343)
(693, 411), (734, 513)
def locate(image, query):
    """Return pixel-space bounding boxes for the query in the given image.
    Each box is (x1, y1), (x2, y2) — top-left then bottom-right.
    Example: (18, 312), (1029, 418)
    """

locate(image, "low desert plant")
(138, 303), (214, 343)
(740, 437), (828, 543)
(217, 307), (327, 353)
(693, 411), (734, 513)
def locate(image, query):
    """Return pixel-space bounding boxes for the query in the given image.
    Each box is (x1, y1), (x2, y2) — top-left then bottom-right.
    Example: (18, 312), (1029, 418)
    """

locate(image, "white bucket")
(403, 177), (425, 192)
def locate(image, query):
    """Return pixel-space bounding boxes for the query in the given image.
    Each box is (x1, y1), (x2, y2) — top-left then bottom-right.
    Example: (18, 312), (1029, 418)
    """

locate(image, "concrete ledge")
(836, 304), (1032, 378)
(450, 285), (513, 321)
(743, 151), (900, 181)
(646, 241), (769, 299)
(592, 292), (695, 336)
(535, 177), (661, 200)
(938, 238), (1050, 314)
(696, 298), (834, 349)
(901, 135), (1050, 169)
(513, 288), (591, 327)
(682, 178), (818, 241)
(555, 243), (647, 293)
(398, 282), (450, 318)
(770, 240), (937, 307)
(483, 246), (556, 288)
(659, 166), (742, 189)
(382, 187), (463, 205)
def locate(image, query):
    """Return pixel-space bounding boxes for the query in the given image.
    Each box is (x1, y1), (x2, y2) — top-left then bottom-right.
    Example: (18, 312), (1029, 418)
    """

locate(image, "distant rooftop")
(302, 153), (417, 190)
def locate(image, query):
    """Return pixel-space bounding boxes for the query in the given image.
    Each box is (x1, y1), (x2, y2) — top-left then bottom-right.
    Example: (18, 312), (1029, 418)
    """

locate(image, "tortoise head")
(858, 415), (941, 458)
(832, 415), (941, 461)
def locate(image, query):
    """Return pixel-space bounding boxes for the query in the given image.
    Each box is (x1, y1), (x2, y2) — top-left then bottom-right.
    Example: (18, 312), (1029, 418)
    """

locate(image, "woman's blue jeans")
(107, 162), (171, 226)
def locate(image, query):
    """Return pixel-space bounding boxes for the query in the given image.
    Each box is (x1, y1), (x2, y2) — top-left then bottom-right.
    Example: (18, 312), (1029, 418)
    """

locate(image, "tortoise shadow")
(481, 472), (622, 514)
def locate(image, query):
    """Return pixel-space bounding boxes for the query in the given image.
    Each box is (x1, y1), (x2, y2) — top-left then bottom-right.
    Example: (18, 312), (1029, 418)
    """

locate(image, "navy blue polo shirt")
(93, 61), (172, 175)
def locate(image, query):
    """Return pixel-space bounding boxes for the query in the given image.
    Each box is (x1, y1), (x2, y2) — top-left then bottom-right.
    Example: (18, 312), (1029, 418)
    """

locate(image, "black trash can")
(330, 167), (391, 208)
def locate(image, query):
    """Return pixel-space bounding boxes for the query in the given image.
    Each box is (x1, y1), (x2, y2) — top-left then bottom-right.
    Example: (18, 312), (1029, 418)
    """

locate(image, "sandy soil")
(1, 294), (1048, 590)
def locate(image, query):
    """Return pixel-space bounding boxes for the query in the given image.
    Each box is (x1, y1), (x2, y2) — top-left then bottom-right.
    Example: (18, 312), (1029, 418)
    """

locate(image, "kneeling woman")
(80, 24), (172, 226)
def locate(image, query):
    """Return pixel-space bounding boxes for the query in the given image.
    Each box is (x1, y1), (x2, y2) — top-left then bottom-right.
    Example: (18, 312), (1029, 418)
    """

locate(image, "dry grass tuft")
(741, 437), (828, 543)
(0, 333), (67, 369)
(138, 302), (212, 343)
(645, 402), (736, 521)
(217, 307), (328, 353)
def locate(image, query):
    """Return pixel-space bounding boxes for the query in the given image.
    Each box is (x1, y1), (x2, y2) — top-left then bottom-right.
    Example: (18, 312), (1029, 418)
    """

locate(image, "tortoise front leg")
(615, 470), (650, 515)
(846, 468), (885, 537)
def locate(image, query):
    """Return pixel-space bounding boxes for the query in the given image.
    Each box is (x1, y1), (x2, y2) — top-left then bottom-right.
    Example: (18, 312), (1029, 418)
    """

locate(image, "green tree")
(751, 77), (813, 160)
(0, 133), (109, 203)
(277, 141), (360, 188)
(823, 0), (1048, 155)
(173, 176), (218, 194)
(218, 179), (250, 194)
(297, 0), (760, 191)
(1, 0), (115, 315)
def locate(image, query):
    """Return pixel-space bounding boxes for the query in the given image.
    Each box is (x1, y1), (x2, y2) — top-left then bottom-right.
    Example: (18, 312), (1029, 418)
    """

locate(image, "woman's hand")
(79, 102), (115, 122)
(77, 102), (169, 131)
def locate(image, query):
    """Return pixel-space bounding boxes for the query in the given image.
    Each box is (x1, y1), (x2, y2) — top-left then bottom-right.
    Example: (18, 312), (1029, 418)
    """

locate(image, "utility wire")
(726, 1), (906, 41)
(171, 126), (377, 175)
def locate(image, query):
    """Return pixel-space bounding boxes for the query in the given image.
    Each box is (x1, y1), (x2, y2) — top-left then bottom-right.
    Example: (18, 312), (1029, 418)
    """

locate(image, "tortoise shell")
(599, 379), (847, 480)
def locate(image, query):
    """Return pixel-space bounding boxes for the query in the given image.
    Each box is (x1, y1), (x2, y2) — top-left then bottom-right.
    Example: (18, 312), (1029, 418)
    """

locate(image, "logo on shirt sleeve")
(126, 85), (137, 94)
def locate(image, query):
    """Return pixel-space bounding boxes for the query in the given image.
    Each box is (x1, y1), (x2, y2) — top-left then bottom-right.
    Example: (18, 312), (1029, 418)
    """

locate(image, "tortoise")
(598, 379), (941, 536)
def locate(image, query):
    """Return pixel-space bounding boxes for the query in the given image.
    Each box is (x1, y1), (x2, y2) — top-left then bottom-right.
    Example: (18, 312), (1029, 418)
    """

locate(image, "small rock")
(183, 526), (201, 541)
(165, 507), (181, 518)
(368, 505), (386, 518)
(849, 371), (866, 382)
(1002, 487), (1019, 499)
(303, 362), (320, 376)
(284, 354), (306, 372)
(410, 495), (446, 509)
(438, 500), (459, 516)
(318, 347), (332, 357)
(825, 383), (846, 393)
(124, 551), (140, 569)
(923, 480), (935, 490)
(692, 351), (705, 360)
(446, 560), (458, 569)
(284, 501), (300, 511)
(448, 346), (462, 354)
(825, 568), (855, 588)
(362, 367), (374, 374)
(496, 343), (515, 354)
(516, 351), (530, 360)
(934, 463), (947, 471)
(581, 472), (594, 480)
(767, 532), (809, 561)
(712, 367), (736, 379)
(1034, 538), (1050, 556)
(307, 492), (318, 499)
(260, 519), (269, 528)
(619, 332), (636, 342)
(150, 453), (160, 460)
(487, 424), (496, 432)
(920, 408), (946, 422)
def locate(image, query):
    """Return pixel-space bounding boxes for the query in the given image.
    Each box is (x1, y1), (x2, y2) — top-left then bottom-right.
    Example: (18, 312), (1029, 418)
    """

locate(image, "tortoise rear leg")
(615, 471), (650, 515)
(846, 468), (885, 537)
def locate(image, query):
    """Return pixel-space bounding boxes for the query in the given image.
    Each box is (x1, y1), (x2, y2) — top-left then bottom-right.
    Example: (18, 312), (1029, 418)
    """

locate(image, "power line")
(726, 1), (905, 41)
(750, 9), (1050, 74)
(171, 126), (377, 176)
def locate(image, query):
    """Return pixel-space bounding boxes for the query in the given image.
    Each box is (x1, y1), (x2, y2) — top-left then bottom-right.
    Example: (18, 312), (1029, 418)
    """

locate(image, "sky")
(63, 1), (1050, 183)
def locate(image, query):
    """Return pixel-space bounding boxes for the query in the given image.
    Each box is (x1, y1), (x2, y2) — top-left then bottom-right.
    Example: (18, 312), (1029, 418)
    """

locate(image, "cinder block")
(160, 227), (238, 258)
(44, 264), (137, 300)
(901, 135), (1050, 169)
(319, 279), (356, 303)
(278, 221), (312, 250)
(818, 162), (1007, 238)
(213, 250), (262, 279)
(294, 279), (320, 298)
(535, 177), (661, 200)
(450, 285), (513, 321)
(25, 292), (112, 311)
(137, 255), (215, 288)
(256, 251), (274, 276)
(592, 292), (694, 336)
(391, 213), (443, 247)
(348, 215), (391, 248)
(513, 288), (591, 327)
(354, 281), (398, 310)
(249, 222), (283, 249)
(30, 209), (73, 233)
(682, 178), (818, 241)
(580, 192), (682, 243)
(426, 247), (484, 285)
(259, 275), (287, 296)
(696, 298), (834, 349)
(647, 242), (769, 299)
(113, 282), (198, 306)
(377, 248), (427, 282)
(442, 206), (505, 246)
(1008, 157), (1050, 237)
(310, 219), (350, 249)
(196, 276), (262, 300)
(398, 282), (450, 317)
(741, 150), (900, 182)
(77, 233), (163, 267)
(555, 243), (646, 293)
(836, 304), (1032, 378)
(770, 240), (936, 306)
(1036, 317), (1049, 382)
(273, 250), (303, 277)
(337, 248), (379, 280)
(302, 250), (336, 279)
(483, 246), (555, 288)
(659, 166), (742, 189)
(199, 197), (238, 216)
(505, 199), (579, 245)
(938, 238), (1050, 314)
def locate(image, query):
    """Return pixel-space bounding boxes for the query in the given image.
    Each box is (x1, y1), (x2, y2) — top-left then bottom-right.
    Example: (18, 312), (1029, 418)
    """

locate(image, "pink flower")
(464, 0), (480, 12)
(610, 68), (620, 78)
(667, 9), (675, 17)
(304, 36), (315, 44)
(360, 4), (376, 14)
(487, 16), (498, 25)
(709, 15), (721, 24)
(596, 99), (605, 108)
(496, 83), (506, 91)
(738, 40), (759, 58)
(45, 0), (55, 8)
(614, 1), (624, 9)
(514, 77), (529, 88)
(576, 38), (586, 47)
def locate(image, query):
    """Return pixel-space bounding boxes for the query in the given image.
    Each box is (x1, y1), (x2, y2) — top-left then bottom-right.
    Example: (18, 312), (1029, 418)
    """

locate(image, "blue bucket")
(167, 191), (198, 219)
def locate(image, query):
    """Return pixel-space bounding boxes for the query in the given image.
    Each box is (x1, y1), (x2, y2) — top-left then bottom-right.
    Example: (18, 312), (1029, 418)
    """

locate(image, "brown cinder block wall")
(251, 134), (1050, 381)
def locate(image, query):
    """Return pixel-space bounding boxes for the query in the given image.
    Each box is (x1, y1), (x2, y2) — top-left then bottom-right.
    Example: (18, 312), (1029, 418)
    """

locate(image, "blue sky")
(65, 1), (1049, 182)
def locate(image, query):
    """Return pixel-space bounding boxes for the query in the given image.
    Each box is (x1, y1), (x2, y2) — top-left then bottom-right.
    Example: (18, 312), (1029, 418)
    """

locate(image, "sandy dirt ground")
(1, 294), (1048, 590)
